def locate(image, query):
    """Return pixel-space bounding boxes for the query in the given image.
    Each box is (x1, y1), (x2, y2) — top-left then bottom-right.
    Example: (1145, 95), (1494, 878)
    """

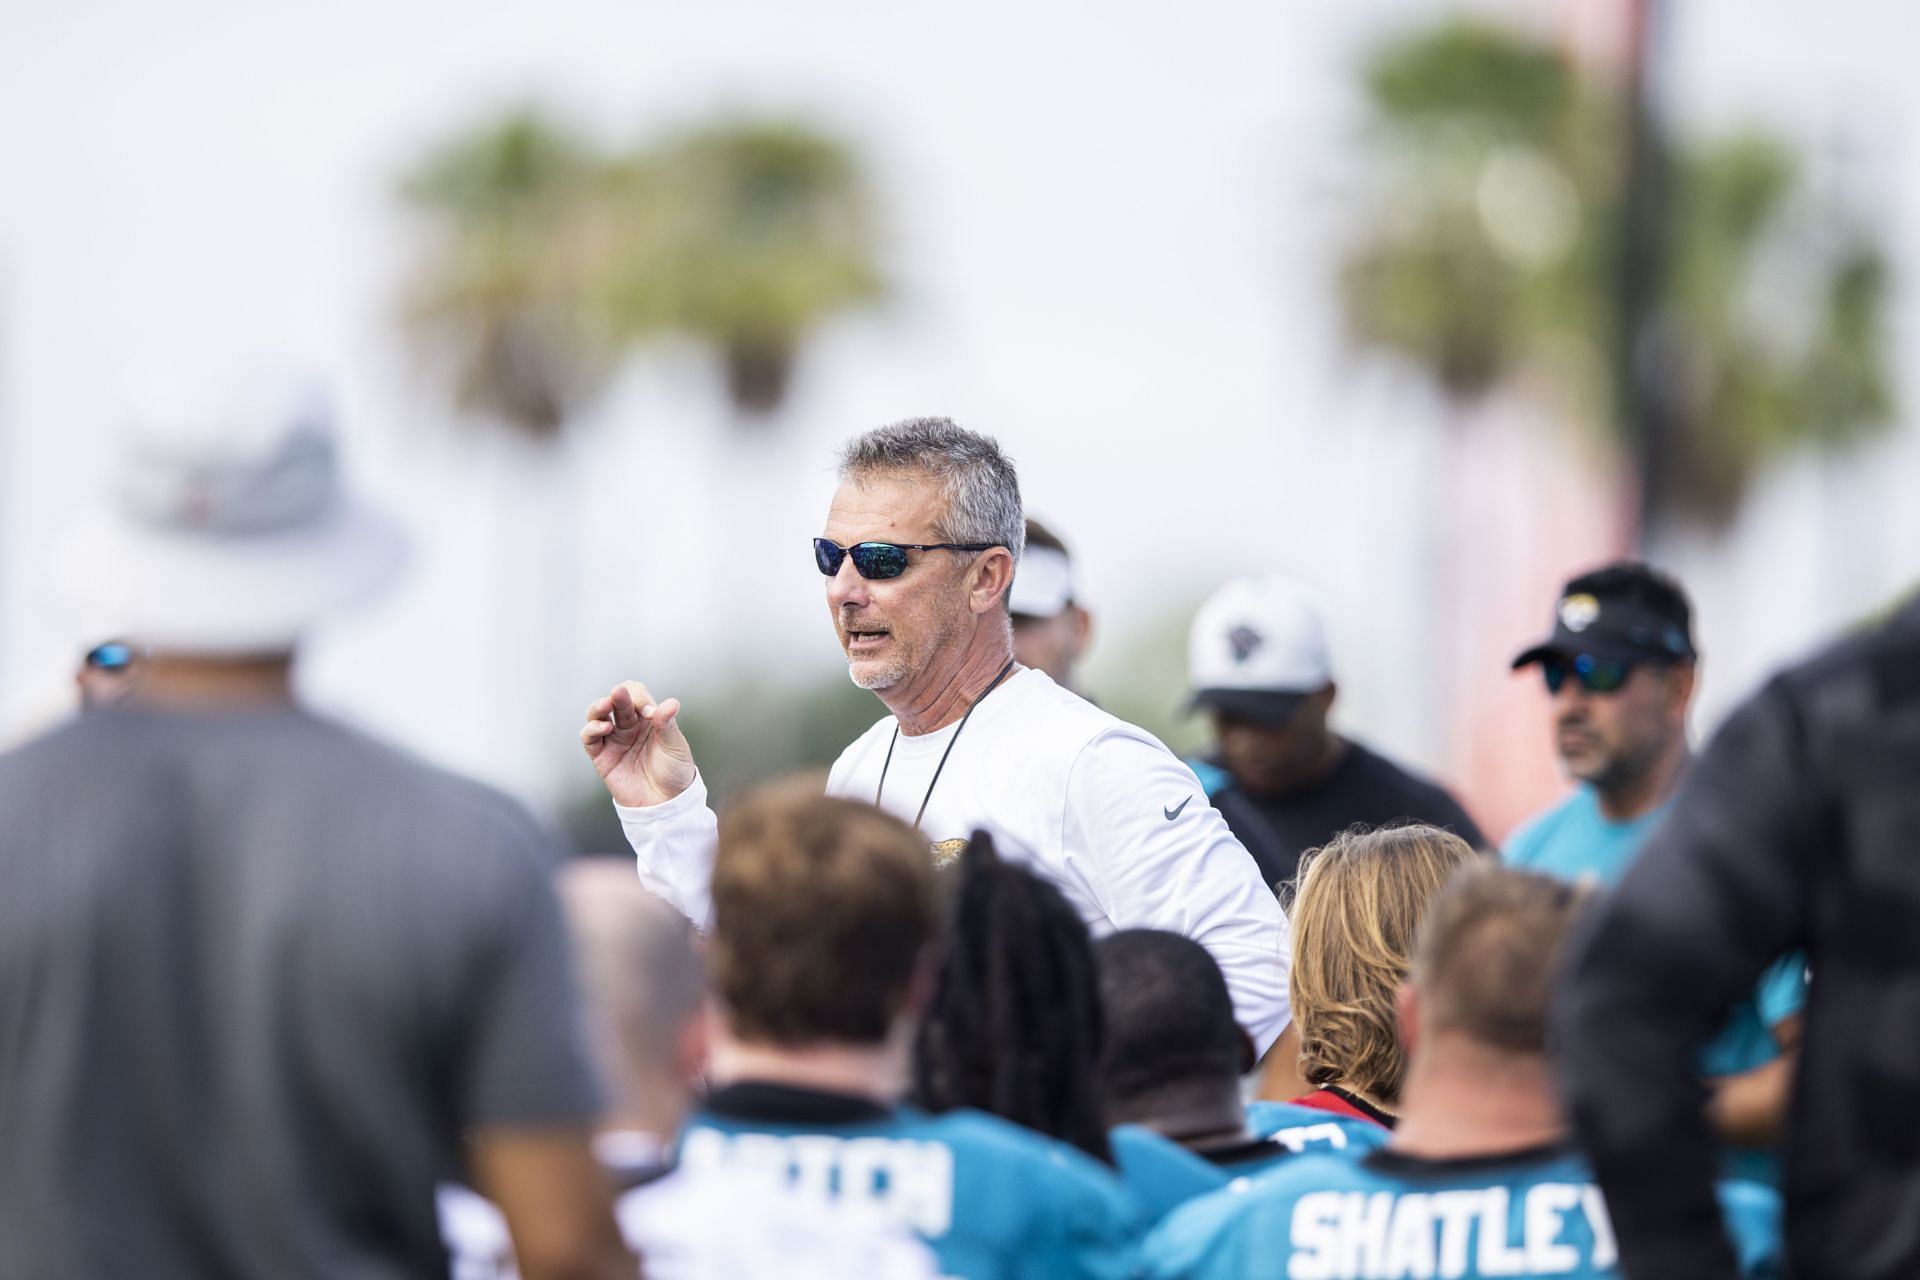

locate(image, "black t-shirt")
(1206, 739), (1486, 891)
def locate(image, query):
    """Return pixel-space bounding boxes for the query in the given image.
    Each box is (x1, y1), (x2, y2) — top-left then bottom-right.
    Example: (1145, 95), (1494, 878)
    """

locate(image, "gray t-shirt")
(0, 707), (602, 1279)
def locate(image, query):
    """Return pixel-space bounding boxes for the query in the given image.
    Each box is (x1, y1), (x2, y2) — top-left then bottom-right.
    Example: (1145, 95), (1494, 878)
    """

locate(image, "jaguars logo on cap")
(1227, 624), (1265, 663)
(930, 838), (969, 869)
(1558, 593), (1601, 633)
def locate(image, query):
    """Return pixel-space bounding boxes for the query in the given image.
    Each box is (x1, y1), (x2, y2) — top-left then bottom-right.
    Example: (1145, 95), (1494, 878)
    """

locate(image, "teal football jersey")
(1110, 1126), (1230, 1223)
(1140, 1143), (1782, 1280)
(679, 1084), (1139, 1280)
(1246, 1100), (1392, 1156)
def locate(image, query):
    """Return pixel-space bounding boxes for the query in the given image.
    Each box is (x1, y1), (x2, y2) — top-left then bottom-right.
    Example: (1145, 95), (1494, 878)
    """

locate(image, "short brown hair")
(711, 787), (938, 1048)
(1287, 824), (1482, 1103)
(1412, 865), (1586, 1054)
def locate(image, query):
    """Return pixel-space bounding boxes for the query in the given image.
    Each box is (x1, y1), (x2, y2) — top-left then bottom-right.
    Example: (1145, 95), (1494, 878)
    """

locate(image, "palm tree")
(1339, 17), (1893, 534)
(602, 120), (887, 415)
(400, 108), (885, 427)
(399, 108), (616, 437)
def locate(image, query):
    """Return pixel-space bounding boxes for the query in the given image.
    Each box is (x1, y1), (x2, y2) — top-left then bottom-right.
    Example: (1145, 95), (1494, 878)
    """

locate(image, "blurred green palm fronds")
(1340, 19), (1893, 527)
(399, 108), (886, 434)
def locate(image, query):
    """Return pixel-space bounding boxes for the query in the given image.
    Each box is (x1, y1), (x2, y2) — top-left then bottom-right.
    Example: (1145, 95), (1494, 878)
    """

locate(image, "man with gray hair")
(583, 417), (1292, 1052)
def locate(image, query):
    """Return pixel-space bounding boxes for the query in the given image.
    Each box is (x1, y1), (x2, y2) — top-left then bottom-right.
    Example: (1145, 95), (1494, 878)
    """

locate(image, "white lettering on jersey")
(1475, 1188), (1525, 1276)
(1273, 1122), (1350, 1153)
(1337, 1192), (1395, 1276)
(1582, 1185), (1617, 1269)
(1430, 1190), (1480, 1278)
(1287, 1191), (1345, 1280)
(676, 1129), (955, 1237)
(1523, 1183), (1582, 1273)
(1286, 1182), (1602, 1278)
(1380, 1193), (1435, 1278)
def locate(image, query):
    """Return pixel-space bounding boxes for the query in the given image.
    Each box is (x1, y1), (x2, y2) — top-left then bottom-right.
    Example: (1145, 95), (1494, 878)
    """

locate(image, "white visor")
(1009, 546), (1075, 617)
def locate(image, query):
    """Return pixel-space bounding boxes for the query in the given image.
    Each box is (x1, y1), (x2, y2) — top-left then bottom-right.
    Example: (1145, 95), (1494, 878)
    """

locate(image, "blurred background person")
(73, 638), (144, 707)
(0, 370), (629, 1280)
(1557, 598), (1920, 1280)
(1009, 517), (1093, 694)
(1508, 562), (1804, 1179)
(673, 785), (1139, 1279)
(1141, 865), (1782, 1280)
(1252, 824), (1478, 1121)
(1186, 576), (1485, 891)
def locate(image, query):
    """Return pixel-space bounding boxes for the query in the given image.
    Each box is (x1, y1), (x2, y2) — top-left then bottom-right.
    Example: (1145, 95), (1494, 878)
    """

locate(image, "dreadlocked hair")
(911, 831), (1112, 1163)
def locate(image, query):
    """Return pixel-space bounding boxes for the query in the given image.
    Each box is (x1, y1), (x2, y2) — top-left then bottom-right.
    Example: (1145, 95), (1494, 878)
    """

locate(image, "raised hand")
(580, 681), (698, 808)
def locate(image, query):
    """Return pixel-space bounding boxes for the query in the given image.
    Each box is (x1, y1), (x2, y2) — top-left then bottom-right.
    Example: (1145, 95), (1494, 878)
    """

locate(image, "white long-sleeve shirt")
(617, 668), (1292, 1052)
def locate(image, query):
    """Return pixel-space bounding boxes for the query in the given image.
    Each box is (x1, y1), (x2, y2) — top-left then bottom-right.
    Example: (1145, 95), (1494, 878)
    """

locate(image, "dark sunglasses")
(813, 538), (998, 580)
(85, 641), (139, 673)
(1542, 654), (1636, 695)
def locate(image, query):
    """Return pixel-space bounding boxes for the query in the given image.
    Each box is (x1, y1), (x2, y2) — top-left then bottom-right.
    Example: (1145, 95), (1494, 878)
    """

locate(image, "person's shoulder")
(918, 1108), (1134, 1219)
(1003, 669), (1145, 749)
(1502, 789), (1587, 866)
(1783, 598), (1920, 694)
(1142, 1154), (1362, 1280)
(841, 711), (901, 755)
(1341, 740), (1465, 807)
(0, 712), (94, 787)
(1184, 755), (1235, 798)
(1110, 1125), (1231, 1222)
(985, 672), (1180, 794)
(1245, 1101), (1390, 1155)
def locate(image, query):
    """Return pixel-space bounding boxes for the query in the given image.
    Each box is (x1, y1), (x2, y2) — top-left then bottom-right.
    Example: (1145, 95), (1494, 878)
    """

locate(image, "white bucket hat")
(52, 367), (408, 657)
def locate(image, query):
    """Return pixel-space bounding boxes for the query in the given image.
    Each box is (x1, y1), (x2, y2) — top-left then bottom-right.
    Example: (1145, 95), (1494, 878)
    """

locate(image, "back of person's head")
(1094, 930), (1247, 1126)
(712, 787), (938, 1048)
(1411, 865), (1586, 1055)
(1287, 823), (1482, 1104)
(556, 861), (705, 1122)
(912, 833), (1110, 1161)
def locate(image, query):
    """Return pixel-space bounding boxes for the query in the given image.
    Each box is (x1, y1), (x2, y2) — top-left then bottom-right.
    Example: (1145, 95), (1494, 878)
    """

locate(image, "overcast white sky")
(3, 0), (1914, 818)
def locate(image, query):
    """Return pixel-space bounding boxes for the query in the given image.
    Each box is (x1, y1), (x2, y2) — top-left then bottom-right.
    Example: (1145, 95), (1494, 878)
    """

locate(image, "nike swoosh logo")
(1164, 796), (1193, 821)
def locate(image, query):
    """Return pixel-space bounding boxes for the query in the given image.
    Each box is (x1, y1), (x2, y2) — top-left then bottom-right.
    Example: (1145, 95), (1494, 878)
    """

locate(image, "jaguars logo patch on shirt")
(930, 838), (969, 869)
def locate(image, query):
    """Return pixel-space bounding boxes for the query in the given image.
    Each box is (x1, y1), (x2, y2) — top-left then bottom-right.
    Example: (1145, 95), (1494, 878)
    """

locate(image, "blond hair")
(1287, 824), (1482, 1103)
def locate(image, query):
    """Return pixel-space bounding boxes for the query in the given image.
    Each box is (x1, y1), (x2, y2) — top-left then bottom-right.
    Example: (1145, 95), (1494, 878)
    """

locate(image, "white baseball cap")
(1187, 576), (1333, 723)
(52, 365), (408, 656)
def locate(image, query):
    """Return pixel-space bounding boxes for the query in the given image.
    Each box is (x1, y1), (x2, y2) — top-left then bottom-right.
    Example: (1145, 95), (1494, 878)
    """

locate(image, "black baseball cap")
(1511, 562), (1698, 670)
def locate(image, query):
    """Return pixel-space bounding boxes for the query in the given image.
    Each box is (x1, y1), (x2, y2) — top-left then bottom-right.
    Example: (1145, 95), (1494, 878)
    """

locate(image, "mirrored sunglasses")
(1542, 653), (1635, 695)
(813, 538), (998, 581)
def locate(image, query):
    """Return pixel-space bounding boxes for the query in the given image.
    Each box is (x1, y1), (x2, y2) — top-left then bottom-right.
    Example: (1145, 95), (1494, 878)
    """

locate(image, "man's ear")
(1668, 661), (1698, 712)
(677, 1008), (712, 1087)
(1068, 604), (1093, 659)
(1314, 683), (1338, 716)
(970, 548), (1017, 616)
(1395, 981), (1421, 1061)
